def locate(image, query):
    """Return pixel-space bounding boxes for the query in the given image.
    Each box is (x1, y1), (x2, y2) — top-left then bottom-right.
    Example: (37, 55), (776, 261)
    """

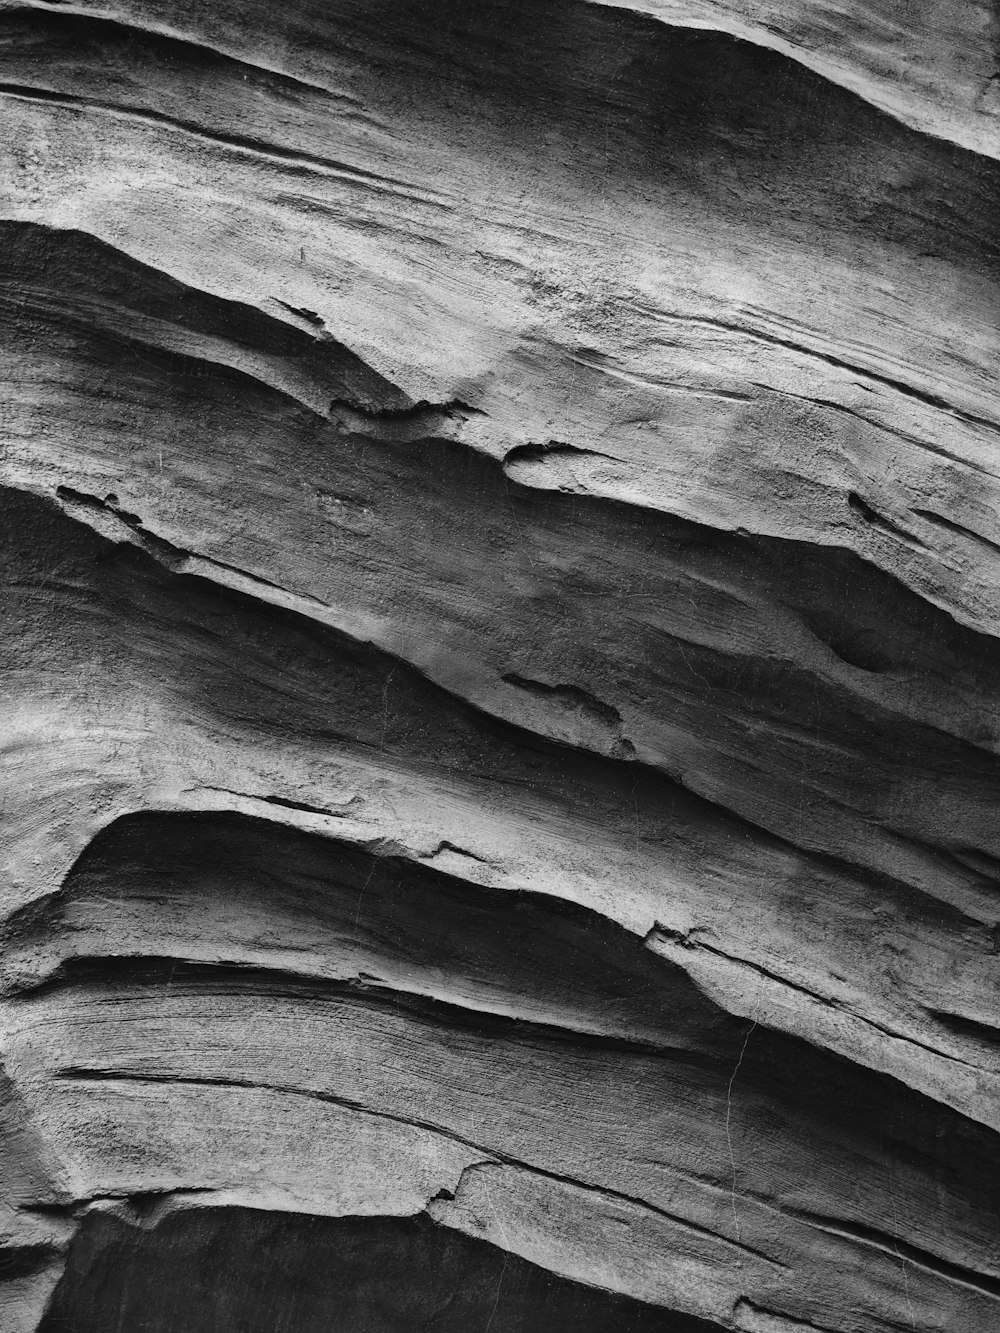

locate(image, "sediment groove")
(652, 309), (1000, 433)
(0, 81), (453, 208)
(51, 1069), (785, 1268)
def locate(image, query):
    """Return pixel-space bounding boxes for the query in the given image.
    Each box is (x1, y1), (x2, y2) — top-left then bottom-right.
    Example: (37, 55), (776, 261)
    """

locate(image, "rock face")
(0, 2), (998, 1330)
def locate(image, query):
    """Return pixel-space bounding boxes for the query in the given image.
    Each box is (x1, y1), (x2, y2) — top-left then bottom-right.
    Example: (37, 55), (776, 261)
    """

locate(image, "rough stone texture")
(0, 2), (998, 1330)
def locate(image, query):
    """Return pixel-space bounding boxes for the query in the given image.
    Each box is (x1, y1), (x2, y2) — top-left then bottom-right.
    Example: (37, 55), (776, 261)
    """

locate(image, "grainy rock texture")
(0, 1), (998, 1330)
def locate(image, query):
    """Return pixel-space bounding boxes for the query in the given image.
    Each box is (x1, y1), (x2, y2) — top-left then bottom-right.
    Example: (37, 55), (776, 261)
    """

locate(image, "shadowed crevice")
(37, 1206), (726, 1333)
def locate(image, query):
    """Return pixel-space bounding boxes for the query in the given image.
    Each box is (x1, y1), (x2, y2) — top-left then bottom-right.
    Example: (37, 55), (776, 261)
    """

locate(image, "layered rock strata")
(0, 2), (998, 1329)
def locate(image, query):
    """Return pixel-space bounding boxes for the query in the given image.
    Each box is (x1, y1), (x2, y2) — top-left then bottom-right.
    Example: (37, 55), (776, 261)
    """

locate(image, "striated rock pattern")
(0, 1), (998, 1329)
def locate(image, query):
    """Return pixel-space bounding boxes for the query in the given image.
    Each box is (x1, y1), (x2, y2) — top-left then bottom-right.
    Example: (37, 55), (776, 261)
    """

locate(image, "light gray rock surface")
(0, 2), (998, 1329)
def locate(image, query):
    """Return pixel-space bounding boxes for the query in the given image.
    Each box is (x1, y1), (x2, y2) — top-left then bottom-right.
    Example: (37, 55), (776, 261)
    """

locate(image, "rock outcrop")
(0, 1), (998, 1329)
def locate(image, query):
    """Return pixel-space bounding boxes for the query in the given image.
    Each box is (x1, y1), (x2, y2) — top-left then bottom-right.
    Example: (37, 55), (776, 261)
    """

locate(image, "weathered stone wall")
(0, 3), (998, 1328)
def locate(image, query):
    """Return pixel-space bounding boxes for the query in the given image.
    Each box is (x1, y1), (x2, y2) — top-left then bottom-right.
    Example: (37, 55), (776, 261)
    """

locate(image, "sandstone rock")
(0, 2), (997, 1329)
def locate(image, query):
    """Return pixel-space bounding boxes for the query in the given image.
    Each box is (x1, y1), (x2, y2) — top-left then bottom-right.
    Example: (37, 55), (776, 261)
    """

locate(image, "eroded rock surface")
(0, 2), (998, 1330)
